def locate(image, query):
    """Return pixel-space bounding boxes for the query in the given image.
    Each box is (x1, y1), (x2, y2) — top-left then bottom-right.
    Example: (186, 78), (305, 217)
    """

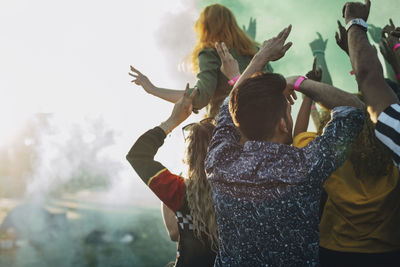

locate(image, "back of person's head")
(191, 4), (256, 72)
(184, 120), (218, 251)
(318, 93), (393, 178)
(229, 72), (289, 141)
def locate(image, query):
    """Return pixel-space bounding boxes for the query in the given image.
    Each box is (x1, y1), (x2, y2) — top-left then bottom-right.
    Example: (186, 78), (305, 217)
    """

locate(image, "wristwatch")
(346, 18), (368, 32)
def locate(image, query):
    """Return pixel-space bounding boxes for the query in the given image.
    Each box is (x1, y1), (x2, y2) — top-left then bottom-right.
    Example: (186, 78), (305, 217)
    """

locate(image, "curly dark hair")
(317, 94), (393, 178)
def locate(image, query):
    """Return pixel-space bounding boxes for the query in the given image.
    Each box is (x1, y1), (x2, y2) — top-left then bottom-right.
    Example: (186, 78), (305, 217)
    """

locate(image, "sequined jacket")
(205, 97), (364, 266)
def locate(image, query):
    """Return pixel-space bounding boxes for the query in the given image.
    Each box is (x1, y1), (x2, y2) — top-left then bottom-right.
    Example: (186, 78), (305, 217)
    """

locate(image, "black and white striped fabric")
(375, 103), (400, 168)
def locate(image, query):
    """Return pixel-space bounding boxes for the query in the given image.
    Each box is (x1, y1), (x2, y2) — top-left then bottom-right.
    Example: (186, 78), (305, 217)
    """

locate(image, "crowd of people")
(126, 1), (400, 266)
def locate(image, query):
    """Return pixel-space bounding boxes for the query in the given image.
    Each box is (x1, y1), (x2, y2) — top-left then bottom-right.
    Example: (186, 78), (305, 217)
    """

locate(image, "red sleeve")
(148, 168), (185, 212)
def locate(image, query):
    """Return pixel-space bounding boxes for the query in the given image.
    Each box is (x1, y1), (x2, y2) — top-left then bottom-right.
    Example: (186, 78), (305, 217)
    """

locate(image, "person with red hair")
(129, 4), (272, 118)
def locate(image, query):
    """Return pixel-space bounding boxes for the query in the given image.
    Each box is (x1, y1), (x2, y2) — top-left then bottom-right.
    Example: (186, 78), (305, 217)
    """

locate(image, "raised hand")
(129, 66), (156, 94)
(283, 76), (299, 105)
(169, 84), (198, 125)
(215, 42), (240, 80)
(243, 17), (257, 40)
(306, 57), (323, 82)
(379, 33), (400, 72)
(367, 23), (383, 43)
(342, 0), (371, 24)
(309, 32), (328, 53)
(256, 25), (293, 63)
(335, 20), (349, 55)
(382, 19), (396, 38)
(391, 27), (400, 38)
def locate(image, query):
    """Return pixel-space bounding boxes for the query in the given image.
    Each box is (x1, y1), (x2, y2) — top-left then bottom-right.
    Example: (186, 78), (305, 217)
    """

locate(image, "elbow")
(126, 149), (139, 170)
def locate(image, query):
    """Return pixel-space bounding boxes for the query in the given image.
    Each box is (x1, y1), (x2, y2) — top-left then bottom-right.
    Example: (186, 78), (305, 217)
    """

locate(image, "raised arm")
(369, 22), (397, 81)
(129, 48), (221, 111)
(233, 25), (293, 92)
(309, 33), (333, 85)
(343, 0), (399, 122)
(126, 85), (197, 212)
(129, 66), (184, 104)
(285, 76), (364, 110)
(294, 57), (323, 137)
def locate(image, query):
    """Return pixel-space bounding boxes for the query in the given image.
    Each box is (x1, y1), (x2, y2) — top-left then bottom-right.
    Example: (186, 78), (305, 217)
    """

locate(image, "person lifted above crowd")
(129, 4), (272, 118)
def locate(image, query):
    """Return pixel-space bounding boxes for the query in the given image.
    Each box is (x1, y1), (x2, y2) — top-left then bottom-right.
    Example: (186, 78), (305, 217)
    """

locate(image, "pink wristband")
(311, 104), (317, 109)
(294, 76), (307, 91)
(228, 75), (240, 86)
(394, 43), (400, 53)
(350, 70), (355, 75)
(395, 74), (400, 80)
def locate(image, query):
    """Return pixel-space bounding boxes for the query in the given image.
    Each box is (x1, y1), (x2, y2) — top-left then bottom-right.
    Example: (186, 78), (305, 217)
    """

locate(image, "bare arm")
(294, 96), (313, 137)
(344, 0), (398, 122)
(309, 33), (333, 85)
(161, 202), (179, 242)
(286, 76), (364, 110)
(294, 57), (323, 136)
(129, 66), (184, 104)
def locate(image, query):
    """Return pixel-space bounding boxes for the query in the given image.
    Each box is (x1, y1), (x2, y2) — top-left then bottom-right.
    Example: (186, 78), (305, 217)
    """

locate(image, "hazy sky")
(1, 0), (399, 204)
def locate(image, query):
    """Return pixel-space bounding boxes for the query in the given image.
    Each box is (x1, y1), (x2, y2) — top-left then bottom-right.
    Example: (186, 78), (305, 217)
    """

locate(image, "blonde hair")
(184, 121), (218, 251)
(191, 4), (256, 73)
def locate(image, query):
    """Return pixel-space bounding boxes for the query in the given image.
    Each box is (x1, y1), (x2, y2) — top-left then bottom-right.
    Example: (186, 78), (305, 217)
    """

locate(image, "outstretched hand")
(215, 42), (240, 80)
(391, 27), (400, 38)
(335, 20), (349, 55)
(129, 66), (156, 94)
(379, 31), (400, 71)
(282, 76), (299, 105)
(306, 57), (323, 82)
(342, 0), (371, 24)
(382, 19), (396, 38)
(309, 32), (328, 52)
(256, 25), (293, 63)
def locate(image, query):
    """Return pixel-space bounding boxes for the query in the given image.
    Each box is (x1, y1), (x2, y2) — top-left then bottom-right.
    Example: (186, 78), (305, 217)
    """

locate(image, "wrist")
(294, 76), (308, 91)
(312, 50), (325, 56)
(159, 118), (179, 135)
(228, 75), (241, 85)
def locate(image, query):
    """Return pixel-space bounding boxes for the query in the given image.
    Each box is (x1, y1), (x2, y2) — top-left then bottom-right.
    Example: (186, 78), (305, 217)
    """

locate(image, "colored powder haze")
(0, 0), (399, 265)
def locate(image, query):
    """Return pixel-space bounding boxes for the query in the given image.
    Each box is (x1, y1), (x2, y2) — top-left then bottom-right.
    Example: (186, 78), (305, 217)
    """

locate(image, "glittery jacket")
(205, 97), (364, 266)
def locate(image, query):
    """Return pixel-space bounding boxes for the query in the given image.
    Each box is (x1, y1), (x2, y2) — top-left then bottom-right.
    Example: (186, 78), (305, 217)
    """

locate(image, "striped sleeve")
(126, 126), (186, 212)
(375, 103), (400, 168)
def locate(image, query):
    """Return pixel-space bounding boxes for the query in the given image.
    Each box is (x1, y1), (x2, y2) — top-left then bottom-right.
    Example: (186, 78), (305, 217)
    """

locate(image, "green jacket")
(191, 47), (273, 118)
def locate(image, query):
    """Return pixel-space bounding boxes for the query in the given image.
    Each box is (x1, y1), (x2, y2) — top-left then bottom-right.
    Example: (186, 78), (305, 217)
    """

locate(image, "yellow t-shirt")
(293, 132), (400, 253)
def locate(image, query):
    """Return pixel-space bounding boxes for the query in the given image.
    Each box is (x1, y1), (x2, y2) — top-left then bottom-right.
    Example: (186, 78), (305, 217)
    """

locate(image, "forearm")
(294, 96), (313, 137)
(298, 79), (364, 110)
(314, 53), (333, 85)
(348, 26), (398, 120)
(161, 203), (179, 242)
(233, 54), (267, 90)
(150, 87), (185, 104)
